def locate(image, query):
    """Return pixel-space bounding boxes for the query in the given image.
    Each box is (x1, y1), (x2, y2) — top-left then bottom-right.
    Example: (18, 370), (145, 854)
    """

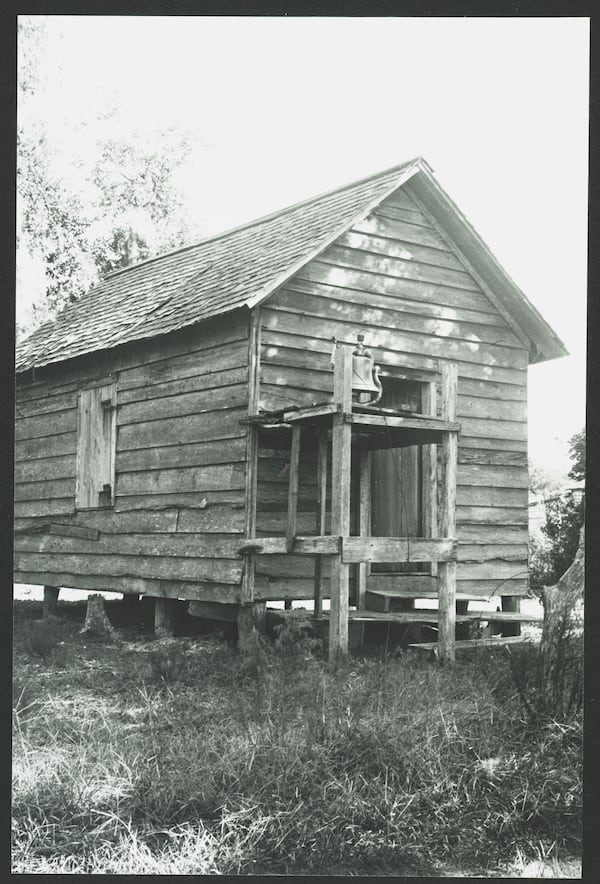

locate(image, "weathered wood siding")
(14, 314), (250, 602)
(256, 184), (529, 599)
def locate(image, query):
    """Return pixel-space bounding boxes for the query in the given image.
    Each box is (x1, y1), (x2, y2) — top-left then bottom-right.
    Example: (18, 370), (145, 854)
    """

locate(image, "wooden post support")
(314, 427), (328, 617)
(422, 380), (438, 578)
(357, 447), (371, 610)
(329, 343), (353, 656)
(237, 601), (266, 655)
(437, 362), (458, 664)
(155, 597), (178, 637)
(286, 424), (301, 552)
(43, 585), (59, 618)
(501, 596), (521, 637)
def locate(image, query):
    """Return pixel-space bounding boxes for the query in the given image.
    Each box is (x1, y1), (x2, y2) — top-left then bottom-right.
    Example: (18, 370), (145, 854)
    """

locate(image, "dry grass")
(12, 600), (582, 875)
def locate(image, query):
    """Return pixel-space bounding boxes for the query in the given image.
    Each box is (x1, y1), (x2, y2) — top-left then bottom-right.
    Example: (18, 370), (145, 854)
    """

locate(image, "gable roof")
(15, 157), (567, 374)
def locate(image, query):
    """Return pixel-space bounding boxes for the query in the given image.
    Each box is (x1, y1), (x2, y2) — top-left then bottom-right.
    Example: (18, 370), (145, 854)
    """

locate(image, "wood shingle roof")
(15, 159), (421, 373)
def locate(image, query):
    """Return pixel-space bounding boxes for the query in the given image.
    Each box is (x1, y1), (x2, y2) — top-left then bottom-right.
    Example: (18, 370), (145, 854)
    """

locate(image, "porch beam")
(342, 536), (457, 564)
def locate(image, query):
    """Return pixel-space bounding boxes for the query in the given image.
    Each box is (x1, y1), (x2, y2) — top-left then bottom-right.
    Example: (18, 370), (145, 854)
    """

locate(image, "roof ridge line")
(103, 156), (427, 281)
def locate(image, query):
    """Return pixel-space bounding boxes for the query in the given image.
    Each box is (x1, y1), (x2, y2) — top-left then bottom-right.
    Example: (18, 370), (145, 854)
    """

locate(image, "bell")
(352, 335), (379, 393)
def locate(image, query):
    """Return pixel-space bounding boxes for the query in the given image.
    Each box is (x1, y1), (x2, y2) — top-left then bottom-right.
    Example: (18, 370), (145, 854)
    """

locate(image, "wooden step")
(368, 588), (483, 600)
(468, 610), (543, 623)
(408, 635), (541, 653)
(268, 608), (542, 625)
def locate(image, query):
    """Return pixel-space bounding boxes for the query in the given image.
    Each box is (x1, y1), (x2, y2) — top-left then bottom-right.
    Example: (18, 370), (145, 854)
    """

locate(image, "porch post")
(314, 427), (329, 617)
(437, 362), (458, 664)
(329, 343), (353, 656)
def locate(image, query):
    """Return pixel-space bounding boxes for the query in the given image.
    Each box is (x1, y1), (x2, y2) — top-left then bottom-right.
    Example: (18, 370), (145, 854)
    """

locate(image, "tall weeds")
(12, 627), (582, 875)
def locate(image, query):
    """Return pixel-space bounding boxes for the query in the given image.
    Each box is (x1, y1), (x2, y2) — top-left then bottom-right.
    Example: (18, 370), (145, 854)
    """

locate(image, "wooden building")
(14, 158), (566, 659)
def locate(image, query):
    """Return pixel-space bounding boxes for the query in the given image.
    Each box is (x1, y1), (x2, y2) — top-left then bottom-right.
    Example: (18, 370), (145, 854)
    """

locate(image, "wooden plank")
(15, 454), (76, 484)
(457, 506), (528, 525)
(117, 406), (247, 450)
(15, 478), (75, 502)
(115, 465), (239, 496)
(357, 447), (371, 609)
(459, 544), (529, 561)
(116, 438), (246, 473)
(458, 560), (528, 580)
(113, 489), (245, 511)
(457, 395), (527, 422)
(49, 523), (100, 540)
(329, 343), (353, 655)
(15, 531), (243, 559)
(314, 427), (329, 617)
(346, 413), (460, 433)
(458, 524), (528, 544)
(14, 551), (243, 584)
(286, 425), (302, 552)
(408, 635), (540, 652)
(245, 535), (340, 556)
(188, 600), (239, 622)
(457, 463), (528, 489)
(342, 537), (456, 564)
(459, 437), (527, 453)
(456, 579), (528, 597)
(438, 362), (458, 665)
(14, 499), (76, 519)
(15, 431), (77, 462)
(118, 383), (247, 426)
(281, 403), (338, 422)
(458, 448), (527, 467)
(457, 487), (528, 507)
(15, 407), (78, 442)
(366, 574), (438, 594)
(14, 570), (242, 603)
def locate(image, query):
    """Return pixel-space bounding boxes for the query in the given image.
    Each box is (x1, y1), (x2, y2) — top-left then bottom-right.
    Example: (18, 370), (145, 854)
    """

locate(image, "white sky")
(20, 15), (589, 476)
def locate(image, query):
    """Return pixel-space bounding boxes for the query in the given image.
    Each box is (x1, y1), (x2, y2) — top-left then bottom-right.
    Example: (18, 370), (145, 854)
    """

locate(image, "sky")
(18, 15), (589, 477)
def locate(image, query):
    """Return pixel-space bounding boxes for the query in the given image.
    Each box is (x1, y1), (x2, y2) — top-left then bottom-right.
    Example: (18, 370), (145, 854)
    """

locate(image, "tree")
(88, 127), (194, 275)
(567, 429), (585, 482)
(529, 428), (585, 595)
(17, 17), (197, 334)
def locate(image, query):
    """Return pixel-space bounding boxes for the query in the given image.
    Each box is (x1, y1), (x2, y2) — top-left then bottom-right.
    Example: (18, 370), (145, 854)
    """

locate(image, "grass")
(12, 599), (582, 876)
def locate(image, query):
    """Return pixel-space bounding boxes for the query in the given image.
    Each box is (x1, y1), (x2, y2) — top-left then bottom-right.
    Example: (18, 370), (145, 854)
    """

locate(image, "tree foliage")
(17, 16), (196, 335)
(529, 428), (585, 595)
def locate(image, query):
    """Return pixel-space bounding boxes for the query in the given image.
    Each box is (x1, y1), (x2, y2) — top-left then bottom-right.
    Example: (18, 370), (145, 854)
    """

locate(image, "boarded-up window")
(75, 383), (116, 509)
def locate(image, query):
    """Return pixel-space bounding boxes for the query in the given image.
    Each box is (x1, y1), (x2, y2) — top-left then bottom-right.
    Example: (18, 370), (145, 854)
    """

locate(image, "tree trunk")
(80, 594), (118, 639)
(237, 602), (266, 655)
(43, 586), (60, 618)
(540, 527), (584, 716)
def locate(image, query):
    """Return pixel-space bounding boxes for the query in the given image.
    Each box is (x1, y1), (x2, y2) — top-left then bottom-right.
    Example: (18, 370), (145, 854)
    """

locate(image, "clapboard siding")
(255, 185), (529, 597)
(14, 313), (251, 597)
